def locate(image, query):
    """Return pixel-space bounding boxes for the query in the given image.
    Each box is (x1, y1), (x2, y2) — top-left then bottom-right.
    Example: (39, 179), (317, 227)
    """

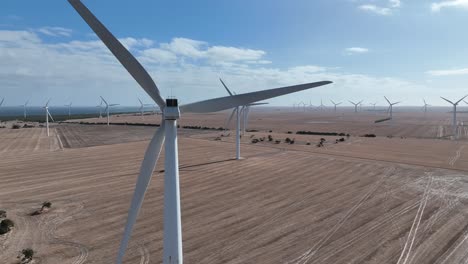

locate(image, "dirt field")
(1, 120), (468, 263)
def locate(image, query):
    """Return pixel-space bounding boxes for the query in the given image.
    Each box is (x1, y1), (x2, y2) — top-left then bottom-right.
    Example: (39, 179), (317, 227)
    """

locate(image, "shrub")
(361, 134), (376, 138)
(289, 139), (295, 144)
(20, 248), (34, 262)
(0, 218), (15, 235)
(306, 142), (311, 145)
(268, 135), (273, 141)
(0, 210), (6, 219)
(275, 140), (281, 144)
(251, 139), (259, 144)
(269, 130), (273, 133)
(12, 124), (21, 129)
(42, 201), (52, 209)
(338, 138), (345, 142)
(285, 137), (291, 143)
(214, 137), (221, 141)
(287, 131), (293, 134)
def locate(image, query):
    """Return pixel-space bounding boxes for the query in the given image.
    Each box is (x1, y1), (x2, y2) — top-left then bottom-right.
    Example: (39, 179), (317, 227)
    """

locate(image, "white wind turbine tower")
(349, 100), (362, 113)
(22, 100), (29, 119)
(319, 99), (325, 111)
(220, 78), (268, 159)
(65, 102), (72, 117)
(100, 96), (119, 126)
(384, 96), (401, 119)
(138, 98), (152, 116)
(67, 1), (332, 263)
(330, 100), (341, 113)
(441, 95), (468, 140)
(43, 99), (55, 137)
(422, 99), (429, 113)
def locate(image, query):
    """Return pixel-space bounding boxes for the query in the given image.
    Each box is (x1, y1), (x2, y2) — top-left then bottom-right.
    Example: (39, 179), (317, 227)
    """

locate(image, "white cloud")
(345, 47), (370, 54)
(37, 27), (73, 37)
(389, 0), (401, 8)
(431, 0), (468, 12)
(358, 0), (402, 15)
(0, 29), (428, 106)
(426, 68), (468, 76)
(359, 5), (392, 15)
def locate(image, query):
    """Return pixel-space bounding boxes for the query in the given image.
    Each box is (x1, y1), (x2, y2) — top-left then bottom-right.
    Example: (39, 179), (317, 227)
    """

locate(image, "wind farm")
(2, 1), (468, 264)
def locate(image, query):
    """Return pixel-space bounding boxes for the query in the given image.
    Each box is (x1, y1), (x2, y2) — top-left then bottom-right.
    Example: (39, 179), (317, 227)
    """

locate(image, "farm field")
(1, 121), (468, 263)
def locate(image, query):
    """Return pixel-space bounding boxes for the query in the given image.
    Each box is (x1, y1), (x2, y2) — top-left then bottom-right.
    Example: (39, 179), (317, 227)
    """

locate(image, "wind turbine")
(100, 96), (119, 126)
(23, 100), (29, 119)
(43, 99), (54, 137)
(349, 100), (362, 113)
(220, 78), (268, 158)
(422, 99), (429, 113)
(330, 100), (341, 113)
(441, 95), (468, 140)
(319, 99), (325, 111)
(65, 102), (72, 117)
(67, 1), (331, 263)
(138, 98), (153, 116)
(384, 96), (400, 119)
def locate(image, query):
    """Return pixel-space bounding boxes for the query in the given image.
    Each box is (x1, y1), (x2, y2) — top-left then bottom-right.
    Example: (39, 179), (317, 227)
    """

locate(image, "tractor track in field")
(289, 168), (393, 264)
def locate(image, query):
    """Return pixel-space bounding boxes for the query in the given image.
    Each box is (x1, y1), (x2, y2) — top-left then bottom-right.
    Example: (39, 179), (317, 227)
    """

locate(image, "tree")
(0, 219), (15, 235)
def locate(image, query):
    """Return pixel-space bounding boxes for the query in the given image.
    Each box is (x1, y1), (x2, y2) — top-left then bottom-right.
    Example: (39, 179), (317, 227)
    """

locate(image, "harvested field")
(1, 123), (468, 263)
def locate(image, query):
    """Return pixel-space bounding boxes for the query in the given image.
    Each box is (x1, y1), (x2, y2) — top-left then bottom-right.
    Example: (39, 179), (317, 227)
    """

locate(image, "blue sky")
(1, 0), (468, 107)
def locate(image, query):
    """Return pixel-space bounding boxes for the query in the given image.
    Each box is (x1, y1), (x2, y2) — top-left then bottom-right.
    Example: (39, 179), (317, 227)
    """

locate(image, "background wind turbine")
(23, 100), (29, 119)
(330, 100), (341, 113)
(422, 99), (430, 114)
(67, 1), (331, 263)
(138, 98), (153, 116)
(100, 96), (119, 126)
(384, 96), (400, 119)
(220, 78), (268, 159)
(441, 95), (467, 140)
(349, 100), (362, 113)
(43, 99), (54, 137)
(319, 99), (325, 111)
(65, 102), (72, 117)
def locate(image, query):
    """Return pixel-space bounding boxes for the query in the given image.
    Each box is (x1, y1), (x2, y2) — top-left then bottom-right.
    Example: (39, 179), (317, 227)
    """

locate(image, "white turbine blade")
(45, 98), (51, 107)
(423, 99), (426, 105)
(464, 100), (468, 105)
(25, 100), (29, 106)
(330, 100), (335, 105)
(100, 96), (109, 106)
(358, 100), (363, 105)
(440, 96), (455, 105)
(456, 95), (468, 105)
(219, 78), (233, 96)
(0, 98), (4, 106)
(180, 81), (332, 113)
(48, 111), (55, 122)
(68, 0), (165, 109)
(337, 102), (342, 105)
(348, 100), (356, 105)
(110, 104), (120, 106)
(392, 101), (401, 105)
(116, 123), (166, 264)
(225, 108), (237, 128)
(384, 96), (391, 105)
(138, 98), (143, 106)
